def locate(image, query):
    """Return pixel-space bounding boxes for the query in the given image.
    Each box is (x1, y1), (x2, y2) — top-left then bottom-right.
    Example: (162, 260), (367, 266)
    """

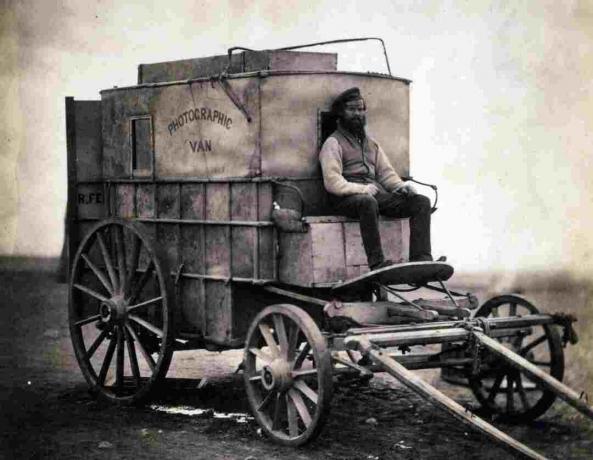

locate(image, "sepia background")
(1, 0), (592, 276)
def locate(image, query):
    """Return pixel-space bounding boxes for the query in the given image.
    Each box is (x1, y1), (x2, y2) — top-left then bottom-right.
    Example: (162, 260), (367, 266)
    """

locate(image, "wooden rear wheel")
(243, 304), (333, 446)
(468, 295), (564, 422)
(69, 218), (174, 404)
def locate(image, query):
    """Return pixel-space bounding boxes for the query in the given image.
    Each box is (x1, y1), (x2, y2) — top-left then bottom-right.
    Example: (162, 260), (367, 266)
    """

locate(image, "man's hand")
(364, 184), (380, 196)
(398, 182), (417, 196)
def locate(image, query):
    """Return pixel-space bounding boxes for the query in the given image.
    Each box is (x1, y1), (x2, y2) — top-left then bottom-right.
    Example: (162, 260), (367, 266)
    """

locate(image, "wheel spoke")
(294, 379), (318, 404)
(487, 373), (505, 404)
(126, 234), (141, 292)
(128, 296), (163, 313)
(116, 326), (125, 390)
(96, 232), (118, 292)
(287, 324), (300, 361)
(292, 368), (318, 378)
(129, 314), (164, 338)
(506, 375), (515, 413)
(81, 254), (114, 295)
(85, 328), (108, 360)
(249, 347), (274, 364)
(288, 388), (312, 428)
(257, 389), (276, 412)
(74, 314), (101, 327)
(98, 335), (117, 385)
(128, 260), (154, 304)
(531, 360), (551, 367)
(286, 393), (299, 437)
(258, 323), (280, 357)
(519, 335), (547, 355)
(273, 314), (289, 359)
(126, 324), (156, 371)
(293, 342), (311, 370)
(516, 376), (531, 411)
(124, 327), (141, 385)
(113, 225), (127, 293)
(272, 392), (283, 431)
(509, 303), (517, 317)
(73, 283), (110, 303)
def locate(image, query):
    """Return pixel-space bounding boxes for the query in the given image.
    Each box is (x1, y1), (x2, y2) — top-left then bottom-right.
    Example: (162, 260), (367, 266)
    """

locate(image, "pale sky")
(2, 0), (592, 275)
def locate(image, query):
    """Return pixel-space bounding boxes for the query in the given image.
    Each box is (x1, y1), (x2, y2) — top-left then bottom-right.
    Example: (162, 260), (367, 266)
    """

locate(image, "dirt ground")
(1, 259), (592, 459)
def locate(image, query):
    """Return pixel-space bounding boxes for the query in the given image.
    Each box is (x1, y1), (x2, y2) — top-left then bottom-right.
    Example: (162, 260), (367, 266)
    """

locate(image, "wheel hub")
(261, 359), (292, 392)
(99, 295), (128, 324)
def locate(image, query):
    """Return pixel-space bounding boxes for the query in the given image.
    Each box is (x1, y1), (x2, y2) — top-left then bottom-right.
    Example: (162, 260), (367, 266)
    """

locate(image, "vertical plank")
(157, 184), (180, 218)
(258, 182), (273, 221)
(205, 280), (232, 343)
(180, 184), (205, 219)
(205, 183), (230, 277)
(136, 184), (155, 217)
(381, 219), (406, 263)
(310, 223), (346, 284)
(115, 184), (135, 218)
(344, 222), (367, 267)
(156, 184), (179, 270)
(179, 278), (202, 333)
(205, 183), (230, 220)
(231, 183), (257, 278)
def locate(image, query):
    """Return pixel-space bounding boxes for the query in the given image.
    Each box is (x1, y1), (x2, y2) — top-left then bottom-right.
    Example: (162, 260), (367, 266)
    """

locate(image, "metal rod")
(345, 314), (554, 336)
(76, 217), (274, 227)
(180, 272), (274, 285)
(277, 37), (392, 76)
(473, 330), (593, 420)
(353, 338), (547, 460)
(228, 37), (392, 76)
(262, 285), (327, 307)
(436, 277), (459, 307)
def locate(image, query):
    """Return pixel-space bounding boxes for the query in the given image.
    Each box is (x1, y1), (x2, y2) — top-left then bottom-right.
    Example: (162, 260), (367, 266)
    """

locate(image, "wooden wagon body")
(67, 48), (411, 348)
(66, 43), (592, 457)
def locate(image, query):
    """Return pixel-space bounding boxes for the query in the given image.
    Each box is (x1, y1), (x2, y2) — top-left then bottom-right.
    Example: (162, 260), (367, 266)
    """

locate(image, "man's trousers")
(329, 192), (432, 268)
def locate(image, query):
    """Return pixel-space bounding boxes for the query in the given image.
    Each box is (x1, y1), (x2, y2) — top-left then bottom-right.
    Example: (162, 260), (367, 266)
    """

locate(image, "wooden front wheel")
(243, 304), (333, 445)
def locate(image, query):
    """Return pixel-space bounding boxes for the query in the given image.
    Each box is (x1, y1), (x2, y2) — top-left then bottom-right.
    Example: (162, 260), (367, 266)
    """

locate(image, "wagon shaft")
(351, 336), (546, 460)
(340, 311), (592, 460)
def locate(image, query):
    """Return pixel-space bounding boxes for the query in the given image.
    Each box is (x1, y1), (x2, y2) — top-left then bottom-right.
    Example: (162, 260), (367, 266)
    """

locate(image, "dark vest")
(330, 125), (381, 185)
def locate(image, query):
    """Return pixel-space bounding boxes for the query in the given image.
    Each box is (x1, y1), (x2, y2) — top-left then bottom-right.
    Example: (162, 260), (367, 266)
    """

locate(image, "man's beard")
(341, 117), (366, 138)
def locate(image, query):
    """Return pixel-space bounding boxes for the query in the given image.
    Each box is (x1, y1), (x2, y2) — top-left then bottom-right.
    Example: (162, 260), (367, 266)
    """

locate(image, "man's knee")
(352, 193), (379, 214)
(408, 194), (431, 213)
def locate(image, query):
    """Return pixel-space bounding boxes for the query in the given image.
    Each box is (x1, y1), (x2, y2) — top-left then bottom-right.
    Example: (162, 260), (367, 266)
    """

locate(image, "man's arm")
(319, 137), (373, 196)
(374, 143), (406, 193)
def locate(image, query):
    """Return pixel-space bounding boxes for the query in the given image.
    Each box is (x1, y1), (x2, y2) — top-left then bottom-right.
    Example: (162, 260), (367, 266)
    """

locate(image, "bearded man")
(319, 87), (439, 271)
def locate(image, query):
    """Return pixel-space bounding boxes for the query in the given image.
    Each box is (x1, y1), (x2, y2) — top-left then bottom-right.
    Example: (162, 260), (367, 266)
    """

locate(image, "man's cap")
(331, 87), (364, 113)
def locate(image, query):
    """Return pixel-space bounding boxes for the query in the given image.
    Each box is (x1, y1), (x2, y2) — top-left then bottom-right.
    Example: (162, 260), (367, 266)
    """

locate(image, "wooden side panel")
(114, 184), (135, 217)
(310, 223), (346, 284)
(381, 220), (407, 263)
(204, 183), (230, 277)
(205, 281), (232, 343)
(156, 184), (180, 271)
(205, 183), (230, 220)
(157, 184), (180, 218)
(278, 231), (312, 286)
(179, 278), (203, 334)
(344, 222), (366, 266)
(181, 184), (205, 220)
(258, 182), (273, 221)
(231, 183), (257, 278)
(136, 184), (156, 217)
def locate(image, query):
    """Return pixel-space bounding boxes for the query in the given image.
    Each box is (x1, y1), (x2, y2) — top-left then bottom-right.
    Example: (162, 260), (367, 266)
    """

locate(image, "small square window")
(131, 117), (153, 176)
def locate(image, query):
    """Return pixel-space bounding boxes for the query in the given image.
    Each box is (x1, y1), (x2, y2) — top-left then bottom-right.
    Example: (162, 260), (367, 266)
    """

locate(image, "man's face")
(340, 98), (366, 133)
